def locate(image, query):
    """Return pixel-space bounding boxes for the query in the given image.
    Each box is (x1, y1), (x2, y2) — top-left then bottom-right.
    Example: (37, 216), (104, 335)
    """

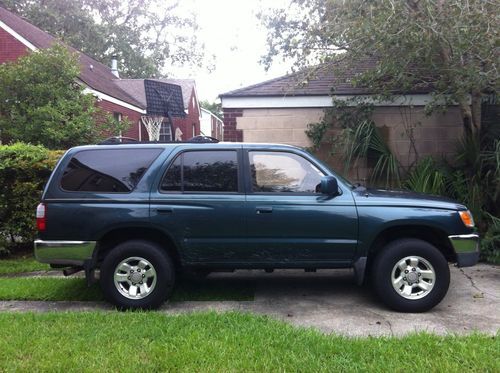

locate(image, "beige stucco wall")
(237, 108), (324, 147)
(235, 106), (463, 183)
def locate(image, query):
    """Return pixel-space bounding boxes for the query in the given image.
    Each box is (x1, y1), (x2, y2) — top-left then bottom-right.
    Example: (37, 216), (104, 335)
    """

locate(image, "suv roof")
(69, 142), (303, 152)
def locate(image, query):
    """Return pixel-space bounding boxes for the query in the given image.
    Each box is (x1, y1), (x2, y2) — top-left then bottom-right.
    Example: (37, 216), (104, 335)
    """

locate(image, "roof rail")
(97, 135), (220, 145)
(98, 136), (139, 145)
(188, 135), (219, 143)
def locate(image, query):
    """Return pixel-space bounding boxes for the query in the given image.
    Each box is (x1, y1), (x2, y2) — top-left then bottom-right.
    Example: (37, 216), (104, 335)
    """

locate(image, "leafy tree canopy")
(200, 100), (223, 119)
(260, 0), (498, 134)
(1, 0), (206, 78)
(0, 45), (122, 148)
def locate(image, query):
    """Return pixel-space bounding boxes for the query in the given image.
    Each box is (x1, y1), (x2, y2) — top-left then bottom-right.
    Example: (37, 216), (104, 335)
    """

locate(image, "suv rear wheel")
(100, 240), (175, 310)
(371, 238), (450, 312)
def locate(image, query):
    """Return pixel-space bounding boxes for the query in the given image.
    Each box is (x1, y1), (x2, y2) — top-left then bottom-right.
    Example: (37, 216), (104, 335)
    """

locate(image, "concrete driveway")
(1, 264), (498, 336)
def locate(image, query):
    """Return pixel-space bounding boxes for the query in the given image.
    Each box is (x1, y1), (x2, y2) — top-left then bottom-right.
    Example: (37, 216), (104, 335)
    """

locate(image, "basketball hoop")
(141, 115), (163, 141)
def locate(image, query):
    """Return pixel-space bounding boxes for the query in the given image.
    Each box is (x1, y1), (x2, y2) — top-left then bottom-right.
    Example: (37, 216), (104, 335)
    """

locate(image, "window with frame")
(159, 121), (172, 142)
(249, 151), (324, 193)
(161, 151), (238, 192)
(61, 149), (163, 192)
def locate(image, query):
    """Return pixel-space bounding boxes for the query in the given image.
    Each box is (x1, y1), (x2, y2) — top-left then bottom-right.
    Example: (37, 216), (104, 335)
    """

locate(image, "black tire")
(100, 240), (175, 310)
(371, 238), (450, 313)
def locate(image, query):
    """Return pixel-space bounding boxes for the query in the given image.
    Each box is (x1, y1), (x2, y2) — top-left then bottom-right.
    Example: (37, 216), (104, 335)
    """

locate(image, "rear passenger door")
(150, 148), (247, 265)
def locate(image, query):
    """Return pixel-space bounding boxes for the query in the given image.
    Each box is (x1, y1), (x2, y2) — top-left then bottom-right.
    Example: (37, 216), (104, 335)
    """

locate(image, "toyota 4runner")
(34, 142), (479, 312)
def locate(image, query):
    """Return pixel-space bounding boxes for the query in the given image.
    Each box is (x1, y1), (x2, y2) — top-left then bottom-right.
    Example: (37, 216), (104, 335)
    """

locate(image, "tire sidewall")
(100, 240), (175, 310)
(372, 239), (450, 313)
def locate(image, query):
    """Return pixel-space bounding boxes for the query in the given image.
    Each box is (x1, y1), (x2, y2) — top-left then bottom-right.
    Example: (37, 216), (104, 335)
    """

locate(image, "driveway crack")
(459, 268), (499, 299)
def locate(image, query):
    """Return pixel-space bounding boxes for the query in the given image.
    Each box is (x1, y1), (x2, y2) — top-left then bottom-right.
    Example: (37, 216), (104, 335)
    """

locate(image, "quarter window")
(249, 151), (324, 193)
(161, 151), (238, 192)
(61, 149), (163, 192)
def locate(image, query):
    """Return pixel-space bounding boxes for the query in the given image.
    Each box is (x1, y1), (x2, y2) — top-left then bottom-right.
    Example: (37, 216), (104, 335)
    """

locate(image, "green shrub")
(481, 214), (500, 264)
(403, 157), (446, 196)
(0, 143), (64, 255)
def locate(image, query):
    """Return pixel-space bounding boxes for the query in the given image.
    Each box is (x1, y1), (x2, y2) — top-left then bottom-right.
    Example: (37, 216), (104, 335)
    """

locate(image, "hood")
(352, 187), (466, 211)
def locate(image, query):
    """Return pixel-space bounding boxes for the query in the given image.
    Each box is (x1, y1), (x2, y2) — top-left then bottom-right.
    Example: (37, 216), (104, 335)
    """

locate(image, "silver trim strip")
(448, 234), (480, 254)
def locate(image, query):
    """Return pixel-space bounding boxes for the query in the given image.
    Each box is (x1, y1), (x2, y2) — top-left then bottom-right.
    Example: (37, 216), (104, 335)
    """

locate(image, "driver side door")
(243, 150), (358, 265)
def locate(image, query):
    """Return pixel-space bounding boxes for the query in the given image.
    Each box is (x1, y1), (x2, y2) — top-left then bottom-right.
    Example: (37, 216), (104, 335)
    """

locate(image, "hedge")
(0, 143), (64, 254)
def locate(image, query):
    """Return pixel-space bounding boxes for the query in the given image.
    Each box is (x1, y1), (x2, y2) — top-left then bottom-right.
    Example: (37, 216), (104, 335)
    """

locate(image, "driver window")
(249, 151), (324, 193)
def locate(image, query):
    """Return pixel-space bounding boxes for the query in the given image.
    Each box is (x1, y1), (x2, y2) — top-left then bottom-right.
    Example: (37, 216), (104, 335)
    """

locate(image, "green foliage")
(480, 214), (500, 264)
(200, 100), (223, 119)
(2, 0), (206, 78)
(404, 157), (446, 196)
(0, 143), (63, 254)
(261, 0), (498, 132)
(0, 312), (498, 371)
(402, 116), (500, 261)
(305, 120), (329, 152)
(0, 45), (122, 148)
(306, 100), (400, 187)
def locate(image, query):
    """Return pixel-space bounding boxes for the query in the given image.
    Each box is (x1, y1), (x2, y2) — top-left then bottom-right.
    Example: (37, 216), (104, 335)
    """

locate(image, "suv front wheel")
(371, 238), (450, 312)
(100, 240), (175, 310)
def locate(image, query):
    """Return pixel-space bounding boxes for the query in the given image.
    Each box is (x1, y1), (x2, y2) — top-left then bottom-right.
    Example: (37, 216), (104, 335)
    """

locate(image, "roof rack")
(98, 136), (139, 145)
(98, 136), (220, 145)
(188, 135), (219, 143)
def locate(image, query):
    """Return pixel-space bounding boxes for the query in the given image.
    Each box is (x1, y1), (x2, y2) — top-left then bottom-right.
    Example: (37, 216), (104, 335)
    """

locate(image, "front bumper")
(448, 234), (480, 267)
(34, 240), (96, 266)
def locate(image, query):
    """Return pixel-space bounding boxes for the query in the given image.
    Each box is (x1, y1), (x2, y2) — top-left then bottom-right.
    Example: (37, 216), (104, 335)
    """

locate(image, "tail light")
(36, 203), (46, 232)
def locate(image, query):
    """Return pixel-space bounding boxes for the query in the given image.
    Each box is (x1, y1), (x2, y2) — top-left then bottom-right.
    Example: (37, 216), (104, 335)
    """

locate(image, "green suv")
(34, 142), (479, 312)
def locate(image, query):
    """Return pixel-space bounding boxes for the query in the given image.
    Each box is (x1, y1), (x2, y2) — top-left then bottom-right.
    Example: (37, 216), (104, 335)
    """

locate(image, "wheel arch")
(365, 224), (456, 267)
(94, 227), (182, 269)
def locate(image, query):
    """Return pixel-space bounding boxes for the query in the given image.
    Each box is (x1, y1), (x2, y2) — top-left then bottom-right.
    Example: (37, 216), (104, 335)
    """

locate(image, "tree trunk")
(458, 98), (474, 137)
(458, 92), (481, 139)
(470, 90), (482, 134)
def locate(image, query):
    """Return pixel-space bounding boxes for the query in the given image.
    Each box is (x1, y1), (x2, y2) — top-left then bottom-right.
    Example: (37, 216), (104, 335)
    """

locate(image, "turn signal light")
(459, 210), (475, 228)
(36, 203), (46, 232)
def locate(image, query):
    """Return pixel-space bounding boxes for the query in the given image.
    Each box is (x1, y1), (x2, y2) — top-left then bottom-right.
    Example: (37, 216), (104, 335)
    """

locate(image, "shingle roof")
(0, 6), (145, 109)
(220, 58), (430, 97)
(115, 79), (196, 110)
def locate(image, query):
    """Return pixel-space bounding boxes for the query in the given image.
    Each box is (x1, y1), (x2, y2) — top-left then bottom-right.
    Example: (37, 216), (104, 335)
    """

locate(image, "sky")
(170, 0), (291, 102)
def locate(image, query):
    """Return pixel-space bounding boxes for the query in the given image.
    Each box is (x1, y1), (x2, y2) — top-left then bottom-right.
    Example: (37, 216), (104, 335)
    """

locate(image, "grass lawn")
(0, 277), (255, 302)
(0, 257), (50, 275)
(0, 311), (497, 371)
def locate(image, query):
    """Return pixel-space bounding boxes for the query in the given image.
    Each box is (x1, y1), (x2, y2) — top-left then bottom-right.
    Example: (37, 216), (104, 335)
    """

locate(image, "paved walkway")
(0, 264), (498, 337)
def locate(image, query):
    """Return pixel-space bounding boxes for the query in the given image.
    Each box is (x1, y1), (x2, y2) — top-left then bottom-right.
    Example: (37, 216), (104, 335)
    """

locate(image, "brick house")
(0, 6), (200, 141)
(220, 64), (464, 182)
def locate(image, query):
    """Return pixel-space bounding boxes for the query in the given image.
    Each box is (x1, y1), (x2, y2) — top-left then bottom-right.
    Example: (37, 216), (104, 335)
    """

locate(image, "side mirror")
(320, 176), (339, 196)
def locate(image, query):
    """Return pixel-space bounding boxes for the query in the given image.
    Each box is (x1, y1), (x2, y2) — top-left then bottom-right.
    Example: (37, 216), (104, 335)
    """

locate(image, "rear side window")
(61, 148), (163, 192)
(161, 151), (238, 192)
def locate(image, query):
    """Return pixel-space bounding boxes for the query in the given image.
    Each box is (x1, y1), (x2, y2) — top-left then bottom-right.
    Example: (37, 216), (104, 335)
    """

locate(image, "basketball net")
(141, 115), (163, 141)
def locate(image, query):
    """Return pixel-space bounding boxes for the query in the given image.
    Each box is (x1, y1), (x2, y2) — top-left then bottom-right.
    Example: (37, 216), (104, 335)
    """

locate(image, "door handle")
(156, 208), (173, 214)
(256, 207), (273, 214)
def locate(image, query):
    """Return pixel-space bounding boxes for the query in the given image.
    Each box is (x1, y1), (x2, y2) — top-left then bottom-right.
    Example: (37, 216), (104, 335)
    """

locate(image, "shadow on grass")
(0, 276), (255, 302)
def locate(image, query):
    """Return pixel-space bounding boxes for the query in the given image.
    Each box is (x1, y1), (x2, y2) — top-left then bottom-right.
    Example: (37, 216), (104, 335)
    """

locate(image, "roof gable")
(0, 6), (145, 110)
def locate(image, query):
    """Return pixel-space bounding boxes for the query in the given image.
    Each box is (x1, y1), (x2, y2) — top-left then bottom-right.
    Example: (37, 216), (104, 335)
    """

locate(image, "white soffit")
(221, 94), (438, 108)
(83, 87), (146, 114)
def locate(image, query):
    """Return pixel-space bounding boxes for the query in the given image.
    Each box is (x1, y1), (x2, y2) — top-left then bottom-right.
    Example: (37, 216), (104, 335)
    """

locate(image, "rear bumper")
(448, 234), (480, 267)
(34, 240), (96, 266)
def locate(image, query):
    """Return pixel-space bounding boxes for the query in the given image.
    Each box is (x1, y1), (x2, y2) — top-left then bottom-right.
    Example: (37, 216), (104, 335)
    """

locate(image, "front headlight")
(459, 210), (475, 228)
